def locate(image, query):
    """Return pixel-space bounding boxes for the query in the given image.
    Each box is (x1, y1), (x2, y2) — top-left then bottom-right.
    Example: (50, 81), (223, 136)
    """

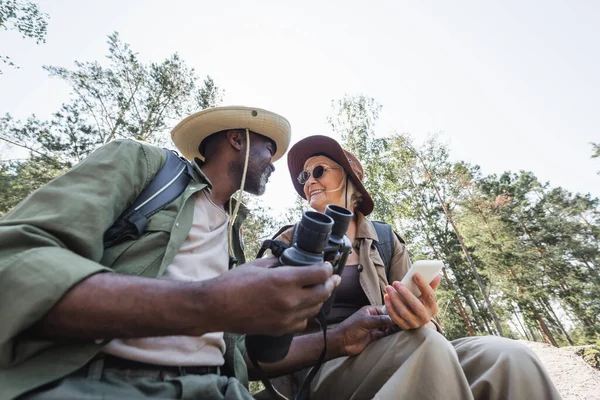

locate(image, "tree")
(0, 0), (48, 73)
(593, 142), (600, 174)
(328, 95), (394, 222)
(472, 171), (600, 344)
(242, 196), (308, 262)
(43, 32), (222, 146)
(0, 32), (222, 215)
(327, 95), (503, 338)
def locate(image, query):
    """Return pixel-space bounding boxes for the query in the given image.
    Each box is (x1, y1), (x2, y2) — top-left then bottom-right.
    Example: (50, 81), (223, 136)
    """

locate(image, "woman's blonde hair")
(344, 172), (364, 212)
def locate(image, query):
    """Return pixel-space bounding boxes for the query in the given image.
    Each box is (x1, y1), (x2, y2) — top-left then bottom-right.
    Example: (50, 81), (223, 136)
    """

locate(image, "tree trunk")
(442, 268), (476, 336)
(535, 311), (559, 347)
(465, 293), (494, 335)
(527, 323), (540, 342)
(542, 299), (574, 346)
(413, 151), (504, 336)
(513, 310), (531, 340)
(416, 214), (477, 336)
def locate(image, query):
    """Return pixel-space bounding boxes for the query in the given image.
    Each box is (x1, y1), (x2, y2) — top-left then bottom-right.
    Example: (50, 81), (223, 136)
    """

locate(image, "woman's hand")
(383, 273), (441, 331)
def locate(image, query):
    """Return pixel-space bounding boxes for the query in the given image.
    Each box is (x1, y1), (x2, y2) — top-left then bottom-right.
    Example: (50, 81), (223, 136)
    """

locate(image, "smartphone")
(400, 260), (444, 297)
(381, 260), (444, 314)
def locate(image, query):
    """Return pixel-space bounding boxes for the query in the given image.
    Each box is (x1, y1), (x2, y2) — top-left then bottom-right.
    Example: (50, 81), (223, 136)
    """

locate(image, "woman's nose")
(306, 173), (318, 185)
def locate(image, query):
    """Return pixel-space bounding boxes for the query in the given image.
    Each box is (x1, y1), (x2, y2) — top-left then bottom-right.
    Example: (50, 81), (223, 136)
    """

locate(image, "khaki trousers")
(271, 328), (561, 400)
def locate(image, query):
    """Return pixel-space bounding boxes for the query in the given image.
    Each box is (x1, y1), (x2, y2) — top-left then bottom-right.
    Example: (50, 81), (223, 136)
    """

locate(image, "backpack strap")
(371, 221), (405, 281)
(103, 149), (193, 248)
(271, 224), (294, 241)
(255, 224), (294, 260)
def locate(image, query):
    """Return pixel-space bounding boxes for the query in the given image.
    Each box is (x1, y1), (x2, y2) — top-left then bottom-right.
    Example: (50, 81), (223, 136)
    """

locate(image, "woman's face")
(302, 156), (345, 212)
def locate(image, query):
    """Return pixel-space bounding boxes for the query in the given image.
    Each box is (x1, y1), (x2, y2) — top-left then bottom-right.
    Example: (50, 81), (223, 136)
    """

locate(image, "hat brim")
(171, 106), (291, 162)
(287, 135), (375, 216)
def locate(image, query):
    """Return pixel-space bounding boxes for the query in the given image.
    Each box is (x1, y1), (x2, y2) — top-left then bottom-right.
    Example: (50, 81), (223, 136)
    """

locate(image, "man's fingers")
(279, 263), (334, 286)
(360, 305), (385, 316)
(300, 275), (340, 305)
(362, 314), (394, 330)
(245, 256), (279, 268)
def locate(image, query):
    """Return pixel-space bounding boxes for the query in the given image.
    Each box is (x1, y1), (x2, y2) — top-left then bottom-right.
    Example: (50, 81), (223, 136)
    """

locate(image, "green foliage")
(313, 93), (600, 344)
(42, 32), (222, 146)
(0, 32), (221, 215)
(328, 95), (394, 222)
(242, 196), (308, 261)
(0, 0), (48, 72)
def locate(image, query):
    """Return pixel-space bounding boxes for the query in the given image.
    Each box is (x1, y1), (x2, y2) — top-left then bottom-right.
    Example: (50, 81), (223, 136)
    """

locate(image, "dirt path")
(522, 341), (600, 400)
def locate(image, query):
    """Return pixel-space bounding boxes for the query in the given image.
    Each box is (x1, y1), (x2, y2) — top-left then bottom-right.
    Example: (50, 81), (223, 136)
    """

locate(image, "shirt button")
(175, 223), (179, 227)
(357, 264), (363, 272)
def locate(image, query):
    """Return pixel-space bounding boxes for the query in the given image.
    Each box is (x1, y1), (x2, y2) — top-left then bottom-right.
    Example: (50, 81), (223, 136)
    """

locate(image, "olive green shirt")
(0, 139), (248, 399)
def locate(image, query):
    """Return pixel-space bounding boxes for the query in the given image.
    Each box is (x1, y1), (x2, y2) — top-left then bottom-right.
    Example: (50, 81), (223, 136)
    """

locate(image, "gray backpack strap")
(103, 149), (193, 248)
(371, 221), (404, 281)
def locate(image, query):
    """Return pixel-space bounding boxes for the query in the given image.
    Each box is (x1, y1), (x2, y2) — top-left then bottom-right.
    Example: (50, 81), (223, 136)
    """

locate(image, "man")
(0, 106), (394, 399)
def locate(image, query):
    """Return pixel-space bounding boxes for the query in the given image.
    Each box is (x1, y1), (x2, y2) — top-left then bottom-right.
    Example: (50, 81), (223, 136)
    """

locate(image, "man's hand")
(210, 257), (341, 336)
(383, 273), (441, 331)
(247, 305), (395, 379)
(329, 306), (395, 358)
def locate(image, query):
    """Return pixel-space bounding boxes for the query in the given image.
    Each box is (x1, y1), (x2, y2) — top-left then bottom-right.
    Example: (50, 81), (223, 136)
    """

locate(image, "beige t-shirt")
(103, 191), (230, 366)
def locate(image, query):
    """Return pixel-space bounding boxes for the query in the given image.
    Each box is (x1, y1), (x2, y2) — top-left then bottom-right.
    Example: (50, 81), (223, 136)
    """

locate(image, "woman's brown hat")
(287, 135), (374, 216)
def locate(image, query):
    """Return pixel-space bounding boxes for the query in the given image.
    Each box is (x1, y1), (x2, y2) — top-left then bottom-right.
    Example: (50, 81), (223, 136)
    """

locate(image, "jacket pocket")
(369, 245), (389, 286)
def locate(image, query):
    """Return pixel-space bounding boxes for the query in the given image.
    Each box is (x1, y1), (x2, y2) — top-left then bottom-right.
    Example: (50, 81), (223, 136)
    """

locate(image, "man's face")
(236, 133), (276, 196)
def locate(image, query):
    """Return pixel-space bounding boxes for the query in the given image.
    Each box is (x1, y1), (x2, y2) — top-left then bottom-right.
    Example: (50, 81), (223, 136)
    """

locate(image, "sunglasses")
(297, 165), (341, 185)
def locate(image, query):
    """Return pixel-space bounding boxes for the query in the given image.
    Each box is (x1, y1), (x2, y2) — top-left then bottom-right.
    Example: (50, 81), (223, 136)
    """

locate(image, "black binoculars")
(245, 204), (353, 363)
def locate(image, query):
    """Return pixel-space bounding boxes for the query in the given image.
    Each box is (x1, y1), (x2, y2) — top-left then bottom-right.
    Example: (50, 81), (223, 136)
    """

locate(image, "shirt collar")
(192, 157), (249, 221)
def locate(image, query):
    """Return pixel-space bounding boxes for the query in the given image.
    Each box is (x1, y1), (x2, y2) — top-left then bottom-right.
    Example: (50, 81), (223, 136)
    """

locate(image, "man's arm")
(245, 306), (394, 379)
(0, 140), (165, 364)
(0, 140), (338, 354)
(31, 260), (340, 340)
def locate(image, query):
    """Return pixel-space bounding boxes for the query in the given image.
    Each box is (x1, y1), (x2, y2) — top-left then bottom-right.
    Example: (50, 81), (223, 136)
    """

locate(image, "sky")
(1, 0), (599, 215)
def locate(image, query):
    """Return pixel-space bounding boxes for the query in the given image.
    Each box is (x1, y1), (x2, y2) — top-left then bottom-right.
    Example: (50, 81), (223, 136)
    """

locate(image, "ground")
(523, 341), (600, 400)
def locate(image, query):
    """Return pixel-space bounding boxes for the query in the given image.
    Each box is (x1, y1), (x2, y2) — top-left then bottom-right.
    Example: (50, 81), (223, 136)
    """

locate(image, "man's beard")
(246, 166), (270, 196)
(231, 159), (270, 196)
(254, 167), (270, 195)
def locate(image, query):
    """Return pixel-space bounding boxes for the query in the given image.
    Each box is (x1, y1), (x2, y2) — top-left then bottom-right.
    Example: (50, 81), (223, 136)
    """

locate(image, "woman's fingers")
(384, 293), (411, 330)
(384, 287), (421, 329)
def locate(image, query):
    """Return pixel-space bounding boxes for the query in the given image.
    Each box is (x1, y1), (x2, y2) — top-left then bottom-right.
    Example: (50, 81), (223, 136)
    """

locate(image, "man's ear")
(226, 130), (244, 152)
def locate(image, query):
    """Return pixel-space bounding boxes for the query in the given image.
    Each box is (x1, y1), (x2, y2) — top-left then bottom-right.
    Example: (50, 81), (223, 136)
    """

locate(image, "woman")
(269, 135), (560, 400)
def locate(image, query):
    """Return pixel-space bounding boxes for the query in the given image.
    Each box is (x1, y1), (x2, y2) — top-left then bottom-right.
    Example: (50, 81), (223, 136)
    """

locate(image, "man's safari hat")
(171, 106), (292, 162)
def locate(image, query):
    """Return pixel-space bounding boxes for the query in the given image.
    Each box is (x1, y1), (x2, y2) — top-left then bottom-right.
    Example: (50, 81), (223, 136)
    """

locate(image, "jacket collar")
(355, 210), (379, 242)
(192, 157), (213, 191)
